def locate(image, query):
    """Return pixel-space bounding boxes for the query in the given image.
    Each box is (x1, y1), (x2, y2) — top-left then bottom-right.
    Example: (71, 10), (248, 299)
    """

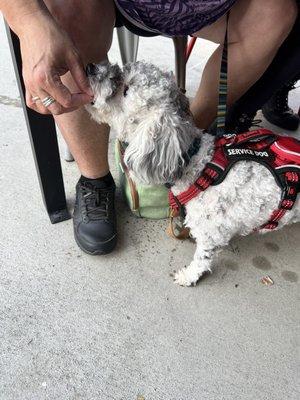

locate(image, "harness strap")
(169, 165), (220, 212)
(170, 130), (300, 231)
(168, 12), (300, 237)
(260, 171), (300, 230)
(216, 129), (275, 147)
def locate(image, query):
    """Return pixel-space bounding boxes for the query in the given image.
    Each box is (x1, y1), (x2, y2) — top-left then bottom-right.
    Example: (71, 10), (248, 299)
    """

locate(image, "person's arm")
(0, 0), (93, 115)
(0, 0), (49, 35)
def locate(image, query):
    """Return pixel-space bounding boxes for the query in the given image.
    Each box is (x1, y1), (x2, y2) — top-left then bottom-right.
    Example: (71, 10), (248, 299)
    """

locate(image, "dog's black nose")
(86, 63), (96, 76)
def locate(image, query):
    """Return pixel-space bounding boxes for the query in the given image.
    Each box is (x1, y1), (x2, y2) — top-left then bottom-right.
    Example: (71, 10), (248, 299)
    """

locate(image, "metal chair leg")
(5, 24), (70, 224)
(172, 36), (188, 93)
(117, 26), (139, 64)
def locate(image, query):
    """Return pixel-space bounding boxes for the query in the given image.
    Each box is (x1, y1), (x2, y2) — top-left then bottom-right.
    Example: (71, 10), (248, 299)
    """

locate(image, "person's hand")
(19, 13), (93, 115)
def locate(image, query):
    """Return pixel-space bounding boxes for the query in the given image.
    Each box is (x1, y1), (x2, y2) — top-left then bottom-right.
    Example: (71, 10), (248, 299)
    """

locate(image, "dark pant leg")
(227, 13), (300, 119)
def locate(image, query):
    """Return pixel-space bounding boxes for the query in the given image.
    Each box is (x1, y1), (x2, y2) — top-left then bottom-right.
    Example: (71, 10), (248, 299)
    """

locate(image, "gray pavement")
(0, 18), (299, 400)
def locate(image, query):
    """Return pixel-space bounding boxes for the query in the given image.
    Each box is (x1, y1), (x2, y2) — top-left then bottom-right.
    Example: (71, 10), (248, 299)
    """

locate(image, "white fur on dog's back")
(171, 132), (300, 285)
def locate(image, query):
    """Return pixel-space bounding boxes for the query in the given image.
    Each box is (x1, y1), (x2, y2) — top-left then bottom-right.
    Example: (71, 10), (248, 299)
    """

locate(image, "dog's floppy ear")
(124, 109), (192, 185)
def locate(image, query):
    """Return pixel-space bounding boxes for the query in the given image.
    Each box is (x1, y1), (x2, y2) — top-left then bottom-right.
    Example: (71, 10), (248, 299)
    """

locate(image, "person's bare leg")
(55, 77), (110, 178)
(191, 0), (298, 129)
(44, 0), (115, 178)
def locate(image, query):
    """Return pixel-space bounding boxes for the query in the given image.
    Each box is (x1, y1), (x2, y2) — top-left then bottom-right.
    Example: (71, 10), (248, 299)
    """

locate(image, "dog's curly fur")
(86, 61), (300, 286)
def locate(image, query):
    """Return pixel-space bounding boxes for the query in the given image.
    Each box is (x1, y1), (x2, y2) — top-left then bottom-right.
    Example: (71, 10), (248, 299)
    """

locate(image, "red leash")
(186, 37), (197, 62)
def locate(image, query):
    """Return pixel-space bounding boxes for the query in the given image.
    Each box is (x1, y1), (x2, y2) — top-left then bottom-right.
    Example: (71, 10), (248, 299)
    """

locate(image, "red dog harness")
(169, 129), (300, 230)
(170, 21), (300, 232)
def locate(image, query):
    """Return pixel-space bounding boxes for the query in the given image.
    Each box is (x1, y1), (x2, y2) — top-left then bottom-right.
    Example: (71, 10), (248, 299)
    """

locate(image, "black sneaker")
(208, 106), (260, 136)
(262, 79), (300, 131)
(73, 176), (117, 255)
(225, 110), (261, 135)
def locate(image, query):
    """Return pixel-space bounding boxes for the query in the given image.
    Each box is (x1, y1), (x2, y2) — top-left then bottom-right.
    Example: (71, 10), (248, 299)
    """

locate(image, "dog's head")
(86, 61), (197, 185)
(85, 61), (124, 124)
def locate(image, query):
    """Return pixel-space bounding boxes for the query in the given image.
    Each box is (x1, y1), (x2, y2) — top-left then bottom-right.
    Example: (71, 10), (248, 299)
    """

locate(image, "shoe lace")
(81, 182), (113, 221)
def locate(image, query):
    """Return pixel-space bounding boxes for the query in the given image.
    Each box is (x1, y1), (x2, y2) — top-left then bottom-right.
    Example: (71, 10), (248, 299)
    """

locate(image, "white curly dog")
(85, 61), (300, 286)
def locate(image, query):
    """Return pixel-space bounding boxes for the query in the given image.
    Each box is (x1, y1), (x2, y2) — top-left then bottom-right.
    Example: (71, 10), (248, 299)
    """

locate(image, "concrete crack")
(0, 94), (21, 108)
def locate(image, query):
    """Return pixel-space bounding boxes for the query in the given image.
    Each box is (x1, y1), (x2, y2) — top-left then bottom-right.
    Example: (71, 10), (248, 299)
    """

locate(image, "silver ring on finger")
(42, 96), (56, 108)
(31, 96), (40, 103)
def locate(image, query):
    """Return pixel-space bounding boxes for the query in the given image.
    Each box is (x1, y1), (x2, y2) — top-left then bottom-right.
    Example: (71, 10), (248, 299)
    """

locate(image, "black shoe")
(262, 79), (300, 131)
(225, 110), (260, 135)
(73, 176), (117, 255)
(208, 106), (260, 136)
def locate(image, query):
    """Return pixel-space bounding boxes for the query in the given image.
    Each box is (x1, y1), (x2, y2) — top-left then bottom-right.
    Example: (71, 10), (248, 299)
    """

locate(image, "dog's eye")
(123, 85), (129, 97)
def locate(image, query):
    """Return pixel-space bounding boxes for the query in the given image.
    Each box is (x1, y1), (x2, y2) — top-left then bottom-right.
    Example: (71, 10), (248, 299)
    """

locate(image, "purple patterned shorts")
(115, 0), (236, 37)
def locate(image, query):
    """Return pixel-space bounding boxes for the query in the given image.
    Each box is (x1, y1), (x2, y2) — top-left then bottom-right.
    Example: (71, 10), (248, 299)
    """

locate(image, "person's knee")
(230, 0), (297, 46)
(44, 0), (115, 63)
(264, 0), (298, 40)
(249, 0), (298, 44)
(190, 102), (217, 129)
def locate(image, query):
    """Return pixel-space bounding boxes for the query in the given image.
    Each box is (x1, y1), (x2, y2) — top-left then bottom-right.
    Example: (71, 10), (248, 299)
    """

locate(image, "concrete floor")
(0, 18), (299, 400)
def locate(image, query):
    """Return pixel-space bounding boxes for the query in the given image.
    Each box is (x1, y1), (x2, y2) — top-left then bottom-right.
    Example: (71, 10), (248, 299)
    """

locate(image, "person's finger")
(41, 70), (92, 110)
(34, 66), (73, 109)
(67, 51), (94, 97)
(66, 93), (94, 108)
(36, 87), (73, 115)
(26, 91), (38, 110)
(31, 89), (83, 115)
(35, 88), (62, 115)
(26, 90), (51, 115)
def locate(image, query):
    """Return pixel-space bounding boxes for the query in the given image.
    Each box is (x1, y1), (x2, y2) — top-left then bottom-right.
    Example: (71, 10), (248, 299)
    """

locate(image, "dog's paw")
(174, 267), (199, 287)
(173, 261), (212, 287)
